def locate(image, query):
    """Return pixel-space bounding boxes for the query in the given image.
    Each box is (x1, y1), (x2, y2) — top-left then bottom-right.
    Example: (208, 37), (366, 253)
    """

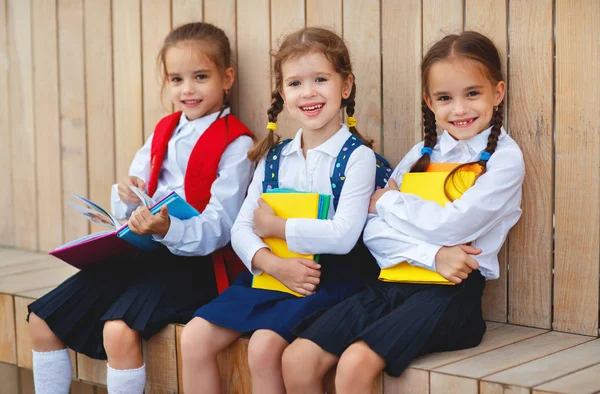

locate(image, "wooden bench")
(1, 247), (599, 394)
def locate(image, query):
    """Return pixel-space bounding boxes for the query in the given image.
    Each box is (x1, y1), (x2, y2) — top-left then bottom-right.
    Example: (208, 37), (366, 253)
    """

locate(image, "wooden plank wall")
(1, 0), (598, 336)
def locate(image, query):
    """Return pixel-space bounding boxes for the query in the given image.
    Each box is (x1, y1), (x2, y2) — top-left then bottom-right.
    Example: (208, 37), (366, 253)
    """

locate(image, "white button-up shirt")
(363, 126), (524, 280)
(232, 125), (376, 274)
(111, 109), (255, 256)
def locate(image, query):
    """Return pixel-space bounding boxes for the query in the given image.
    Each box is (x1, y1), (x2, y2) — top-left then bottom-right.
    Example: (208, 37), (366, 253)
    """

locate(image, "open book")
(51, 188), (199, 269)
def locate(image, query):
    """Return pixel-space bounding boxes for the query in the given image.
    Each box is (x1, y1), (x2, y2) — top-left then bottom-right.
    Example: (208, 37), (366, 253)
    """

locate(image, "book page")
(71, 194), (121, 228)
(129, 186), (155, 207)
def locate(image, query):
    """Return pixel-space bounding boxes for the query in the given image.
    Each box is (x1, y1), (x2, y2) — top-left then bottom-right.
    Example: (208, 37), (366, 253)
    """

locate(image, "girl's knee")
(247, 330), (288, 374)
(29, 312), (63, 350)
(336, 342), (384, 387)
(282, 339), (332, 388)
(181, 317), (233, 365)
(103, 320), (140, 358)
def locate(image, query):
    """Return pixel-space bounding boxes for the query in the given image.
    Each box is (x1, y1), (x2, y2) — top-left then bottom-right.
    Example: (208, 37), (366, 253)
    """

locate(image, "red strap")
(211, 249), (230, 294)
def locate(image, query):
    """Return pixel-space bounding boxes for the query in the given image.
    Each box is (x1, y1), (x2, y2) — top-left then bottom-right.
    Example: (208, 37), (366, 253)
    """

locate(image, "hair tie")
(266, 122), (277, 131)
(479, 151), (491, 161)
(421, 147), (433, 156)
(347, 116), (357, 128)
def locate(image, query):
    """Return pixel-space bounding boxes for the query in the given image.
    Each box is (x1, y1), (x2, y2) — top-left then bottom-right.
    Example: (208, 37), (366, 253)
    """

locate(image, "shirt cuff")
(417, 242), (442, 269)
(110, 184), (139, 220)
(153, 216), (184, 245)
(246, 244), (272, 276)
(284, 218), (299, 252)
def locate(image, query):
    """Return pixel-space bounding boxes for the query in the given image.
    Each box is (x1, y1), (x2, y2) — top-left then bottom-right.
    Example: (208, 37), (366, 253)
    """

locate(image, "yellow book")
(252, 192), (329, 297)
(378, 164), (480, 285)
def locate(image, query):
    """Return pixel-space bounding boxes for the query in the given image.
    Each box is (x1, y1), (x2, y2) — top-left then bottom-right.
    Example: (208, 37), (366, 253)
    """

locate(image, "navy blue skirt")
(194, 244), (378, 342)
(28, 247), (218, 360)
(294, 270), (487, 377)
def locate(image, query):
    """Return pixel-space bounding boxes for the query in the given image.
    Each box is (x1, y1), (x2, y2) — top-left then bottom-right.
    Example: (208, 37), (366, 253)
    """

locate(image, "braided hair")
(415, 31), (505, 200)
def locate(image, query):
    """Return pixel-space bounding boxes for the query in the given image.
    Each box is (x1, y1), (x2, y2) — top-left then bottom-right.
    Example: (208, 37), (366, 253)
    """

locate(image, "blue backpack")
(262, 135), (393, 211)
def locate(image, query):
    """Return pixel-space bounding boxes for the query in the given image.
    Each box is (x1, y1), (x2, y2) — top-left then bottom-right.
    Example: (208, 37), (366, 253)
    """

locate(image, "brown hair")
(413, 31), (504, 200)
(157, 22), (233, 116)
(247, 26), (373, 162)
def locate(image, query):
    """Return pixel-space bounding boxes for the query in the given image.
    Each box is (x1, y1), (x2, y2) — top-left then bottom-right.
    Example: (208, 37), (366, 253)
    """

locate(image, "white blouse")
(111, 108), (255, 256)
(363, 126), (524, 279)
(231, 125), (376, 274)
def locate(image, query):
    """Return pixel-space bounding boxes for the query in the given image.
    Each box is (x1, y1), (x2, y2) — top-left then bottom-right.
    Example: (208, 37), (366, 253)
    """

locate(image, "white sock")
(32, 348), (72, 394)
(106, 363), (146, 394)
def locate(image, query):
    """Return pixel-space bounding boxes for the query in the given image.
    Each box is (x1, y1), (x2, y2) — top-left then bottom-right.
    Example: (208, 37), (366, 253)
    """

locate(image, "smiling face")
(424, 57), (505, 140)
(279, 52), (353, 135)
(165, 43), (234, 120)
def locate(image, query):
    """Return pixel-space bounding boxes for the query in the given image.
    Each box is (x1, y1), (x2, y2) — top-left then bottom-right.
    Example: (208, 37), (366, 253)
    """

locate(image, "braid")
(344, 80), (373, 148)
(410, 100), (438, 172)
(443, 101), (504, 201)
(247, 90), (284, 162)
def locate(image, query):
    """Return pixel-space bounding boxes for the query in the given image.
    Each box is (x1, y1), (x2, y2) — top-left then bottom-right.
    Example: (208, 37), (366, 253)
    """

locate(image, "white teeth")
(454, 120), (470, 125)
(302, 104), (323, 111)
(183, 100), (200, 104)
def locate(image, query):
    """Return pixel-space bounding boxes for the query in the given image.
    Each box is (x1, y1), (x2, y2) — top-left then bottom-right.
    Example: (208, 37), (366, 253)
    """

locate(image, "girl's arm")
(231, 158), (273, 274)
(154, 135), (254, 256)
(376, 145), (525, 246)
(111, 134), (153, 220)
(285, 146), (376, 255)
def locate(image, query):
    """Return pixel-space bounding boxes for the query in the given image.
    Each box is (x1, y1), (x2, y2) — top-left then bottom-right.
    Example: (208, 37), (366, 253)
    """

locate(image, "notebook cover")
(252, 192), (324, 297)
(378, 165), (479, 285)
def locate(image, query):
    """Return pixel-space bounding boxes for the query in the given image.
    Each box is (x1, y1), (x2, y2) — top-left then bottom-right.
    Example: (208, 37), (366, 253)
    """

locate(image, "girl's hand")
(118, 176), (147, 204)
(434, 244), (481, 284)
(369, 178), (399, 214)
(271, 257), (322, 296)
(253, 198), (285, 239)
(128, 205), (171, 237)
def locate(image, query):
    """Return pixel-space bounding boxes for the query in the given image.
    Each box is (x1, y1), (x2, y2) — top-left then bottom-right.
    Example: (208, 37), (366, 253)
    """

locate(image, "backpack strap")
(374, 152), (393, 189)
(330, 135), (365, 211)
(262, 139), (292, 192)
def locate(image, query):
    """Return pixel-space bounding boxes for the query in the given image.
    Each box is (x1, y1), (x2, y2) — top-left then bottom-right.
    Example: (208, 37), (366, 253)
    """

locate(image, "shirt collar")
(439, 125), (506, 156)
(176, 107), (230, 135)
(282, 124), (351, 157)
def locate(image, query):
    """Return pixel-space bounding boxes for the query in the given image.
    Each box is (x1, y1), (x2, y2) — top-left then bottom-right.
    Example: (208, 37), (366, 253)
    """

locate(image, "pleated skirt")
(194, 244), (379, 343)
(28, 247), (218, 360)
(294, 270), (487, 377)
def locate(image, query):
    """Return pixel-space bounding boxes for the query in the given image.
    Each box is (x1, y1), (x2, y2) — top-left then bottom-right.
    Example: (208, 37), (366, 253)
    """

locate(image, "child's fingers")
(458, 244), (482, 255)
(465, 256), (480, 271)
(296, 258), (321, 271)
(305, 276), (320, 286)
(387, 178), (399, 190)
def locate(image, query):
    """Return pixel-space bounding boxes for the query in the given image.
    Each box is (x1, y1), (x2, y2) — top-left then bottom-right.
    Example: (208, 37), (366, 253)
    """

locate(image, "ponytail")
(343, 79), (373, 148)
(247, 90), (285, 162)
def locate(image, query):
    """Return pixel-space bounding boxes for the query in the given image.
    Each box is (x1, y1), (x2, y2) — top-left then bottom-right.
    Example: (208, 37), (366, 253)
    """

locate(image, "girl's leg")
(247, 329), (290, 394)
(103, 320), (145, 394)
(335, 341), (385, 394)
(180, 317), (242, 394)
(29, 312), (72, 394)
(282, 338), (339, 394)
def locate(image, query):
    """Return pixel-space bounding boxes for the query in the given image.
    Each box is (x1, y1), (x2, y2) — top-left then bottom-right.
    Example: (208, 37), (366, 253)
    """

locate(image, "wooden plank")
(113, 0), (144, 179)
(0, 294), (16, 364)
(15, 296), (33, 368)
(143, 324), (178, 394)
(32, 0), (63, 253)
(77, 353), (107, 386)
(176, 324), (183, 394)
(96, 386), (109, 394)
(306, 0), (342, 33)
(434, 331), (593, 379)
(172, 0), (202, 27)
(410, 324), (547, 370)
(0, 0), (14, 248)
(504, 0), (554, 330)
(554, 0), (600, 336)
(71, 380), (96, 394)
(84, 0), (116, 228)
(480, 382), (529, 394)
(533, 362), (600, 394)
(8, 0), (38, 250)
(204, 0), (238, 112)
(464, 0), (509, 324)
(15, 286), (57, 300)
(0, 257), (58, 280)
(384, 368), (429, 394)
(430, 372), (478, 394)
(343, 0), (382, 152)
(381, 0), (421, 167)
(270, 0), (304, 140)
(142, 0), (171, 141)
(0, 252), (53, 272)
(0, 265), (77, 295)
(482, 339), (600, 389)
(217, 337), (251, 394)
(59, 0), (89, 244)
(19, 367), (34, 394)
(0, 362), (19, 394)
(236, 0), (270, 140)
(422, 0), (463, 51)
